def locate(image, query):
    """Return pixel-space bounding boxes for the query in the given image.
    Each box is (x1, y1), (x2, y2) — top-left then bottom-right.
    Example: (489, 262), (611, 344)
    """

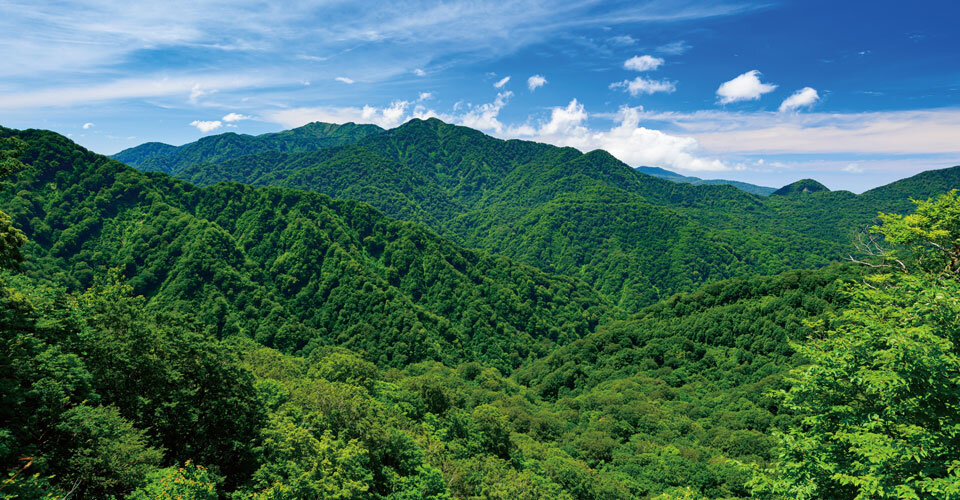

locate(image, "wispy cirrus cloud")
(637, 108), (960, 155)
(0, 73), (273, 109)
(0, 0), (762, 80)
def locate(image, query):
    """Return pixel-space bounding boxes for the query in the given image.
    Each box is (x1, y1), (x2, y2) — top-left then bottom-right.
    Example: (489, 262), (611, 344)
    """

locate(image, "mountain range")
(2, 119), (958, 499)
(114, 118), (960, 309)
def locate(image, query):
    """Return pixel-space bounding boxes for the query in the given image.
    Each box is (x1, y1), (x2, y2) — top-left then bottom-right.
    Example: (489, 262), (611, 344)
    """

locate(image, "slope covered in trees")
(0, 126), (609, 373)
(5, 124), (960, 499)
(112, 122), (384, 175)
(138, 118), (960, 310)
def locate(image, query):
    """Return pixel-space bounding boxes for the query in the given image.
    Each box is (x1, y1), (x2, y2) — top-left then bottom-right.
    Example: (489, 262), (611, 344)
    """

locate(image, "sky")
(0, 0), (958, 192)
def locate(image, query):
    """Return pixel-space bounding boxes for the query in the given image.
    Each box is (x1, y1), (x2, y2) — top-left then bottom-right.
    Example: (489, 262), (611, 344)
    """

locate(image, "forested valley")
(3, 122), (960, 499)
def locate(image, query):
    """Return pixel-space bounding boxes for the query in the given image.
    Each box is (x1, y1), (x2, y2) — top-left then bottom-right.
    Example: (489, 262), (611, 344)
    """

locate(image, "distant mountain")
(636, 166), (777, 196)
(112, 141), (177, 165)
(771, 178), (830, 196)
(118, 117), (960, 310)
(111, 121), (384, 175)
(161, 119), (835, 308)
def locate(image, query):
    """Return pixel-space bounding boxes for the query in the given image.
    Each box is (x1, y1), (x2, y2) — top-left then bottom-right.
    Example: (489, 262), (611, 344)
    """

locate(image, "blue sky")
(0, 0), (958, 192)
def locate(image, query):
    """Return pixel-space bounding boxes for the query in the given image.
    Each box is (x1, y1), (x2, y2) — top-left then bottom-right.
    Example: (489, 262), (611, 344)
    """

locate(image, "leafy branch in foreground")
(754, 191), (960, 499)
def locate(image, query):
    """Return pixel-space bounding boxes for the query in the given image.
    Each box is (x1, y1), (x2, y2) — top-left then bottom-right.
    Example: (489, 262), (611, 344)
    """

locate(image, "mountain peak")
(772, 179), (829, 196)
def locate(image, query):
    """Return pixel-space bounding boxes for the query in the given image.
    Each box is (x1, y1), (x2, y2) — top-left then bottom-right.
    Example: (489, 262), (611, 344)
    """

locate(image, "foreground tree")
(753, 191), (960, 499)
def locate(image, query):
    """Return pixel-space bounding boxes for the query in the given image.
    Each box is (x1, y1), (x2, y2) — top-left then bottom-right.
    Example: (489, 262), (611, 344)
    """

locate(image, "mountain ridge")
(113, 117), (960, 309)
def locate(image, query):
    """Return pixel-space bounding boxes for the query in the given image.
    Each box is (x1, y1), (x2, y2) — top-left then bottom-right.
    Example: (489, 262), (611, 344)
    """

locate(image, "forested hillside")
(113, 122), (384, 175)
(1, 127), (609, 372)
(5, 124), (960, 499)
(128, 118), (960, 309)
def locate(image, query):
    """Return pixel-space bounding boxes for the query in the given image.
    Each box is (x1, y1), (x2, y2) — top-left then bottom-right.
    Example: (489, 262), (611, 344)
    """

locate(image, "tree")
(51, 405), (162, 499)
(754, 192), (960, 499)
(0, 137), (27, 269)
(249, 415), (371, 499)
(127, 461), (220, 500)
(876, 189), (960, 278)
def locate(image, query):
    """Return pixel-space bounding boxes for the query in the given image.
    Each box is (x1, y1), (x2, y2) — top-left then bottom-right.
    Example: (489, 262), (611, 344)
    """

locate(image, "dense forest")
(3, 122), (960, 499)
(118, 118), (960, 310)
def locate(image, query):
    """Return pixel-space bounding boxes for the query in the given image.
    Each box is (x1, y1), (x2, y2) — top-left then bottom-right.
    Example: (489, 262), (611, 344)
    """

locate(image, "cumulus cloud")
(623, 55), (664, 71)
(779, 87), (819, 112)
(190, 120), (222, 133)
(82, 122), (94, 129)
(610, 77), (676, 96)
(418, 92), (433, 101)
(459, 92), (513, 132)
(716, 70), (777, 104)
(265, 100), (417, 129)
(222, 112), (251, 122)
(527, 74), (547, 91)
(493, 76), (510, 88)
(335, 76), (355, 84)
(413, 68), (426, 76)
(509, 100), (730, 172)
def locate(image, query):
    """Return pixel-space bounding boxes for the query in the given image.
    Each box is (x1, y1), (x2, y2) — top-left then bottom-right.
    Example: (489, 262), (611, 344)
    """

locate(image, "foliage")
(877, 189), (960, 276)
(112, 122), (384, 175)
(0, 126), (610, 373)
(3, 123), (960, 499)
(755, 192), (960, 499)
(145, 118), (960, 309)
(127, 461), (219, 500)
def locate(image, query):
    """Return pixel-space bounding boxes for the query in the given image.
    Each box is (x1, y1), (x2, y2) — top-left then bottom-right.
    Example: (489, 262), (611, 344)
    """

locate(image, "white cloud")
(536, 99), (588, 136)
(623, 55), (664, 71)
(296, 54), (328, 62)
(189, 83), (212, 104)
(656, 40), (691, 55)
(413, 68), (426, 76)
(609, 35), (636, 46)
(265, 100), (415, 129)
(509, 100), (730, 172)
(493, 76), (510, 88)
(335, 76), (355, 84)
(222, 112), (251, 122)
(610, 77), (676, 96)
(843, 163), (864, 173)
(82, 122), (94, 129)
(418, 92), (433, 102)
(0, 74), (271, 109)
(716, 70), (777, 104)
(779, 87), (819, 112)
(638, 107), (960, 155)
(190, 120), (222, 133)
(527, 74), (547, 91)
(459, 92), (513, 132)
